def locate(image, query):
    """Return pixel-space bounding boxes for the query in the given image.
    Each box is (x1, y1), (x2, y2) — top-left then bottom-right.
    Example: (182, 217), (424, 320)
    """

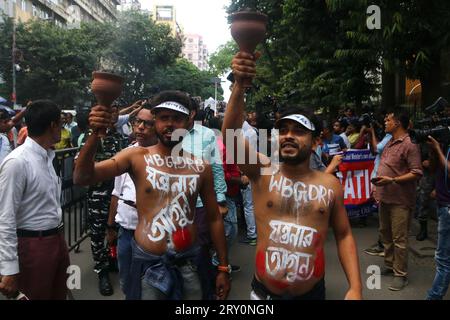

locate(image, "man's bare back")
(251, 168), (341, 295)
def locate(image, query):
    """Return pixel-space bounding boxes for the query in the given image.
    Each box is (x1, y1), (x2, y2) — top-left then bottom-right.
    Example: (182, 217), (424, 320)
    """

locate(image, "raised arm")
(119, 100), (143, 115)
(329, 178), (363, 300)
(222, 52), (268, 180)
(73, 105), (132, 186)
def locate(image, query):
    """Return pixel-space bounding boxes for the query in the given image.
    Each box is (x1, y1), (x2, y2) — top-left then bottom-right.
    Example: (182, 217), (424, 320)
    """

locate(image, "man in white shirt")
(0, 100), (70, 300)
(333, 119), (351, 149)
(106, 106), (158, 294)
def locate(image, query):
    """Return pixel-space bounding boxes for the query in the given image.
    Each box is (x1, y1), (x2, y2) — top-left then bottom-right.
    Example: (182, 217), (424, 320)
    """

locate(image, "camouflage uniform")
(416, 144), (437, 223)
(416, 171), (436, 223)
(83, 130), (124, 273)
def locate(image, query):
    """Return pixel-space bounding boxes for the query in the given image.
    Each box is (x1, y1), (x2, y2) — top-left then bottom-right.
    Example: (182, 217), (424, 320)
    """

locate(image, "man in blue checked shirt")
(182, 97), (228, 299)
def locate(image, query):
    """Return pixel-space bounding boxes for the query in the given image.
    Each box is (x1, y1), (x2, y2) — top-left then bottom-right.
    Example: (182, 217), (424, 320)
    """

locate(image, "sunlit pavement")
(67, 215), (449, 300)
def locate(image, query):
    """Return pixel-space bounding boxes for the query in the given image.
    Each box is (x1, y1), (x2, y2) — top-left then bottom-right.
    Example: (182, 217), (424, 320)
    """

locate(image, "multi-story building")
(117, 0), (140, 11)
(182, 34), (209, 71)
(0, 0), (121, 25)
(151, 4), (181, 38)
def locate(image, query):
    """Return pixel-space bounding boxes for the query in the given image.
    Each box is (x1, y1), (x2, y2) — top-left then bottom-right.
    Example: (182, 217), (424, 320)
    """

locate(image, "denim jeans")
(117, 227), (134, 293)
(126, 239), (202, 300)
(212, 196), (238, 266)
(242, 183), (257, 239)
(427, 206), (450, 300)
(141, 260), (202, 300)
(224, 196), (238, 247)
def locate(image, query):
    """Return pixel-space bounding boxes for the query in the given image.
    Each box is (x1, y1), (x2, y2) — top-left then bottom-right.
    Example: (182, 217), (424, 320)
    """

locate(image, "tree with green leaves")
(104, 10), (182, 104)
(153, 58), (223, 100)
(226, 0), (450, 114)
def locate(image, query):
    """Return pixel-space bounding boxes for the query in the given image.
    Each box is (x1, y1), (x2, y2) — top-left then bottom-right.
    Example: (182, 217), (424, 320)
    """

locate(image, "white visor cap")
(275, 114), (315, 131)
(152, 101), (190, 116)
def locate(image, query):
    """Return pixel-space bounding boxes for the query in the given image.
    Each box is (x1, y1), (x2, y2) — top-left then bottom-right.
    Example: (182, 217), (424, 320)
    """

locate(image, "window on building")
(32, 4), (37, 16)
(188, 54), (192, 59)
(156, 6), (173, 21)
(21, 0), (26, 11)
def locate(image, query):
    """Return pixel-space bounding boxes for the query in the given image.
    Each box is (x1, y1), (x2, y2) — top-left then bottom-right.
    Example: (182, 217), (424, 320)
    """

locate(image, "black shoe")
(380, 267), (394, 276)
(239, 237), (257, 246)
(364, 245), (385, 257)
(231, 265), (241, 273)
(98, 270), (113, 296)
(416, 221), (428, 241)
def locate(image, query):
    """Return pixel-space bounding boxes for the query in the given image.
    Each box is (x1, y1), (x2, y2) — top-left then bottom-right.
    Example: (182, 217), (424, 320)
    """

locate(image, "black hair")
(150, 90), (193, 113)
(0, 109), (10, 120)
(208, 116), (223, 130)
(190, 96), (202, 113)
(25, 100), (61, 137)
(278, 105), (321, 137)
(334, 119), (348, 130)
(322, 119), (334, 131)
(76, 112), (89, 132)
(345, 107), (354, 115)
(349, 119), (361, 131)
(387, 109), (410, 129)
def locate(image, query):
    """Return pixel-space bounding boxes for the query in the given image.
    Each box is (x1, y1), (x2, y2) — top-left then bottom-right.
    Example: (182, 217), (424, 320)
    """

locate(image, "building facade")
(117, 0), (140, 11)
(182, 34), (209, 71)
(151, 4), (181, 38)
(0, 0), (121, 25)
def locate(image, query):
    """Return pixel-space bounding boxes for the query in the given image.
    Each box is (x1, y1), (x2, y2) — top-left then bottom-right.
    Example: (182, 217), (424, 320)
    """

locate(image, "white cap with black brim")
(275, 114), (315, 131)
(152, 101), (190, 116)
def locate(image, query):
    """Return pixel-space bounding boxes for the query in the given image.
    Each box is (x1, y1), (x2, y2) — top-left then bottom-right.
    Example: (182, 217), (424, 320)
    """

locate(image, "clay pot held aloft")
(91, 71), (123, 107)
(91, 71), (123, 136)
(230, 10), (268, 87)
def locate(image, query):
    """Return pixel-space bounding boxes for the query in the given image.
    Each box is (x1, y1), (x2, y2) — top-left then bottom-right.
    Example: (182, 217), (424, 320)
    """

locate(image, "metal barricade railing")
(53, 148), (90, 252)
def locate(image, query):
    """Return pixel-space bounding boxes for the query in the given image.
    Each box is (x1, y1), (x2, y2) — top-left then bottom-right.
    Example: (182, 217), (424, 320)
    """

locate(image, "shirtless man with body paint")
(222, 52), (362, 300)
(74, 90), (230, 300)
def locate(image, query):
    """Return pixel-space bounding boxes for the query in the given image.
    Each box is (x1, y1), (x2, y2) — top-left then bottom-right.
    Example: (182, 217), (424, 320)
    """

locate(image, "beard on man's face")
(279, 140), (312, 165)
(155, 129), (184, 148)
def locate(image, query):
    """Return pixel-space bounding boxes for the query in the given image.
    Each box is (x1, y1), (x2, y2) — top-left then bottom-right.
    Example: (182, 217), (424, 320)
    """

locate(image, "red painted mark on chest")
(256, 250), (289, 289)
(172, 228), (192, 252)
(313, 247), (325, 278)
(312, 233), (322, 248)
(256, 250), (266, 277)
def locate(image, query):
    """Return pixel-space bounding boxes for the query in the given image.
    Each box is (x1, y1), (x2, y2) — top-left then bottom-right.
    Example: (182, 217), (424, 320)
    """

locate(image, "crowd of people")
(0, 52), (449, 301)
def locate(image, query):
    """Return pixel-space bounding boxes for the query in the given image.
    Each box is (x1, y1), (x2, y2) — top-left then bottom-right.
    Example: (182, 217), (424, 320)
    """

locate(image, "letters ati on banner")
(336, 149), (378, 218)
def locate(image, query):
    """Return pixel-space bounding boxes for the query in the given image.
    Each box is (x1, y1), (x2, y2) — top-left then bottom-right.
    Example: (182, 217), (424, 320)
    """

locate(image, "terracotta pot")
(230, 10), (268, 88)
(91, 71), (123, 136)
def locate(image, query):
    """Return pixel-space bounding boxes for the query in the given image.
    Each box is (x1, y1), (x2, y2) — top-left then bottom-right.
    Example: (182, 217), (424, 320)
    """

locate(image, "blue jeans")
(117, 227), (134, 294)
(212, 196), (238, 266)
(224, 196), (238, 248)
(427, 206), (450, 300)
(242, 184), (257, 239)
(141, 260), (202, 300)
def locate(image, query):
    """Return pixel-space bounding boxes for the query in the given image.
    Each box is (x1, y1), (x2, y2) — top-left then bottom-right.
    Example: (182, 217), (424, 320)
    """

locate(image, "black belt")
(17, 225), (64, 238)
(251, 276), (325, 300)
(123, 200), (137, 208)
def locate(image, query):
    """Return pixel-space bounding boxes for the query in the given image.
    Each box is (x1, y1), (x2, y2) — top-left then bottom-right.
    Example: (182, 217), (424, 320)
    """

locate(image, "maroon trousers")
(17, 233), (70, 300)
